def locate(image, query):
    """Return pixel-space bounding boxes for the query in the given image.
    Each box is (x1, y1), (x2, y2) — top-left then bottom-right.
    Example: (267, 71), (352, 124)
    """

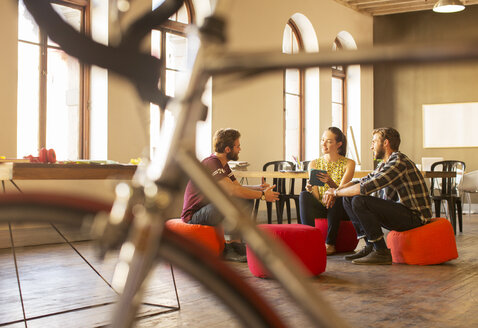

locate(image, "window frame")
(283, 19), (305, 161)
(17, 0), (91, 158)
(331, 38), (347, 133)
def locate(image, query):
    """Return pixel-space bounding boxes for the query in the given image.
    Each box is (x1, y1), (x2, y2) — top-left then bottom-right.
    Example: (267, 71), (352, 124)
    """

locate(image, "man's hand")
(259, 182), (270, 190)
(323, 188), (336, 209)
(264, 185), (280, 202)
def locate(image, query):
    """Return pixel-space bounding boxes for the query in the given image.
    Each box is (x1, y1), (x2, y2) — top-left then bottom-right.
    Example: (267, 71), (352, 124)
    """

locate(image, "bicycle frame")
(21, 0), (478, 327)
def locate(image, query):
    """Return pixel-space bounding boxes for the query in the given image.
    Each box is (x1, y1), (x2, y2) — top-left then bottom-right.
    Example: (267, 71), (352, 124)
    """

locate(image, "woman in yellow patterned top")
(299, 127), (355, 255)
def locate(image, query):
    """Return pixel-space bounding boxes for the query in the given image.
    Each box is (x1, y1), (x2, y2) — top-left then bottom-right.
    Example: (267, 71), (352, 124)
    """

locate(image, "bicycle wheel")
(0, 192), (286, 328)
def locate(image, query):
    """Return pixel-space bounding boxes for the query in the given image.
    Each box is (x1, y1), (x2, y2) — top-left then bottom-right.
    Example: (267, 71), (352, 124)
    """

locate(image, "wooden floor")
(1, 214), (478, 327)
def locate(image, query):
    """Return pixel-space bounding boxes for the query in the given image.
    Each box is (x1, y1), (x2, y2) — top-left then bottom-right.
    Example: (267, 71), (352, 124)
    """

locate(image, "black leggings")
(299, 191), (349, 245)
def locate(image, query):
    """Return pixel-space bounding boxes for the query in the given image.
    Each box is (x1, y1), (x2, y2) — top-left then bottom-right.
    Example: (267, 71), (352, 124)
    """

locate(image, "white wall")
(0, 0), (374, 195)
(212, 0), (374, 172)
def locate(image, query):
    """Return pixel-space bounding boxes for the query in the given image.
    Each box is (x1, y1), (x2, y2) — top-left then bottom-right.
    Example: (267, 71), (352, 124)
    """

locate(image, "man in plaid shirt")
(323, 127), (432, 265)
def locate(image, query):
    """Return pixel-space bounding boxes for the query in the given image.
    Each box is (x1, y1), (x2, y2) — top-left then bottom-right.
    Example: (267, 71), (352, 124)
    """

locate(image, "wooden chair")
(430, 160), (465, 234)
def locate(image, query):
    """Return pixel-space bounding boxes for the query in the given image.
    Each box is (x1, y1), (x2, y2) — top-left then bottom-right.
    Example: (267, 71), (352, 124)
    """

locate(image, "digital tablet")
(309, 169), (327, 186)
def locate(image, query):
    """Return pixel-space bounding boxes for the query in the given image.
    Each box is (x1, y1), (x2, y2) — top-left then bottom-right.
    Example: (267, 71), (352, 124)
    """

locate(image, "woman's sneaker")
(344, 244), (373, 261)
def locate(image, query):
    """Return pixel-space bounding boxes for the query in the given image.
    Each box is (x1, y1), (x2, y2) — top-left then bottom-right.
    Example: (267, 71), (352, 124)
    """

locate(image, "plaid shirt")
(360, 151), (432, 222)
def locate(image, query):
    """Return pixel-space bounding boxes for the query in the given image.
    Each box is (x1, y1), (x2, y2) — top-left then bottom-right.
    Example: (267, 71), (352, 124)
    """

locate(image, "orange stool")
(165, 219), (225, 256)
(387, 218), (458, 265)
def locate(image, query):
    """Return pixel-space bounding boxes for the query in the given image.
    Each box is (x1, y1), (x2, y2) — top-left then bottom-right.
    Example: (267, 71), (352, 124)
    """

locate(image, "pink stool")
(387, 218), (458, 265)
(314, 218), (358, 253)
(247, 224), (326, 278)
(165, 219), (225, 256)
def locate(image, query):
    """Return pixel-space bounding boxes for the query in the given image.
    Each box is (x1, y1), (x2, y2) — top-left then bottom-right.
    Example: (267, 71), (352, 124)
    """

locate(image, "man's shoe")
(229, 242), (247, 256)
(325, 244), (336, 256)
(351, 248), (392, 265)
(223, 243), (247, 263)
(344, 244), (373, 261)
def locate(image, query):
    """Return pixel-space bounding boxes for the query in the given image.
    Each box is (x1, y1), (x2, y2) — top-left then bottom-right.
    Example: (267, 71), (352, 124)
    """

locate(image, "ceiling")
(333, 0), (478, 16)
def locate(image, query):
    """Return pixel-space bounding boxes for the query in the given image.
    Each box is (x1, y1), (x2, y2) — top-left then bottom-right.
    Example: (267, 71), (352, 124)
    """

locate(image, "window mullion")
(39, 31), (48, 149)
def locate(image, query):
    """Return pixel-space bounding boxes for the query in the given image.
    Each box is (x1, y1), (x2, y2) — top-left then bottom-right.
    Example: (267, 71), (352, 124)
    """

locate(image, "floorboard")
(1, 215), (478, 327)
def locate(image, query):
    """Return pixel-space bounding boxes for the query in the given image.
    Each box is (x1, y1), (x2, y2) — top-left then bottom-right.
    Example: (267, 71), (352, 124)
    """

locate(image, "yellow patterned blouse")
(311, 156), (349, 205)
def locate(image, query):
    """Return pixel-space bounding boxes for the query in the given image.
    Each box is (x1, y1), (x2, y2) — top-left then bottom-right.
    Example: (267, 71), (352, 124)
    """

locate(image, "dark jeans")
(299, 191), (349, 245)
(342, 195), (423, 243)
(189, 198), (254, 234)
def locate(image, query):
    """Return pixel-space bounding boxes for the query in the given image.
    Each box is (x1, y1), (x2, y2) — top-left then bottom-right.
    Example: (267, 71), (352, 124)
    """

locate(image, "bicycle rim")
(0, 192), (286, 328)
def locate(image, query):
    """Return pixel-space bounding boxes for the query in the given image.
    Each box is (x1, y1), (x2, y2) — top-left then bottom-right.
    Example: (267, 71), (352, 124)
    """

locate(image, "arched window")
(150, 0), (194, 158)
(282, 19), (304, 162)
(331, 38), (346, 132)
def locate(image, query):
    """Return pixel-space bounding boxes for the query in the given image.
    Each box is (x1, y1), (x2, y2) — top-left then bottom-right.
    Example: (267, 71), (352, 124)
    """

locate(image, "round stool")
(247, 224), (326, 278)
(314, 218), (358, 253)
(165, 219), (225, 256)
(387, 218), (458, 265)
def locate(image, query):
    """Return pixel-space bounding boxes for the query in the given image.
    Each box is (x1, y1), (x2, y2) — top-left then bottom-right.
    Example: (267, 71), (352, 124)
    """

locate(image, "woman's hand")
(305, 181), (313, 192)
(316, 171), (335, 187)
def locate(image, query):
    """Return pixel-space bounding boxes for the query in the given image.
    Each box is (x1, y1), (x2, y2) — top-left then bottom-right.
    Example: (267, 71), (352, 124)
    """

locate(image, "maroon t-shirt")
(181, 154), (236, 223)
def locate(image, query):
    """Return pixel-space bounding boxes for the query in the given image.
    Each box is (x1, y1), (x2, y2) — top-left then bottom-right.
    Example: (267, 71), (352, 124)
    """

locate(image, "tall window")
(331, 38), (346, 132)
(282, 19), (304, 161)
(151, 0), (193, 158)
(17, 0), (90, 160)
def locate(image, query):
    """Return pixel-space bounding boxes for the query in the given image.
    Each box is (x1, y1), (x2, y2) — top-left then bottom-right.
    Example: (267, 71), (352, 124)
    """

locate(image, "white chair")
(460, 170), (478, 217)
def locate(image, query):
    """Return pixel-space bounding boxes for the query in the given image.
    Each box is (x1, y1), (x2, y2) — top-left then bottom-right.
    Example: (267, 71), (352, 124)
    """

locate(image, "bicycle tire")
(0, 192), (286, 328)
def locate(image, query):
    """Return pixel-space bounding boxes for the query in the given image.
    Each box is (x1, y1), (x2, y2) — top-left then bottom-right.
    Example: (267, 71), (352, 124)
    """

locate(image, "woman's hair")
(328, 127), (347, 156)
(213, 128), (241, 153)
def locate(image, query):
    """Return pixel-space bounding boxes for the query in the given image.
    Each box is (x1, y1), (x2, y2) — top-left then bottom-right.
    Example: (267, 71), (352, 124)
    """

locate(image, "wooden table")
(0, 162), (137, 180)
(232, 170), (456, 179)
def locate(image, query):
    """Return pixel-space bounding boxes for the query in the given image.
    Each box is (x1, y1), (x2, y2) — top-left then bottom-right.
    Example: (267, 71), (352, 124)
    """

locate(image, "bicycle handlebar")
(23, 0), (184, 109)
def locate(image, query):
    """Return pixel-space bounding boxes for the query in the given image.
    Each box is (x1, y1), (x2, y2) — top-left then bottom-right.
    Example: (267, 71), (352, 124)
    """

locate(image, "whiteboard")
(422, 102), (478, 148)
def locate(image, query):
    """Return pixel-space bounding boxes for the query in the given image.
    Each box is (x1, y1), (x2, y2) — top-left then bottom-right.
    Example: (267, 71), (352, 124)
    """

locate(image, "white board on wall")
(422, 102), (478, 148)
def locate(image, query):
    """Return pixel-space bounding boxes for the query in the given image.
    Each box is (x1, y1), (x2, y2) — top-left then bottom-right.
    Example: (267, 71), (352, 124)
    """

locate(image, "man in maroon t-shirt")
(181, 128), (279, 261)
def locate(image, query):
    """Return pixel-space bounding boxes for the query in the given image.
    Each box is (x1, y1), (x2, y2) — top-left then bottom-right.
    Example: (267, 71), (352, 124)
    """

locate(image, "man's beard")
(227, 151), (239, 161)
(374, 146), (385, 160)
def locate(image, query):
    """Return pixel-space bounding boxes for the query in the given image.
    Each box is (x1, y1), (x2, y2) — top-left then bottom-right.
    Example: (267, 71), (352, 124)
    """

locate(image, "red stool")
(387, 218), (458, 265)
(314, 218), (358, 253)
(247, 224), (326, 278)
(165, 219), (225, 256)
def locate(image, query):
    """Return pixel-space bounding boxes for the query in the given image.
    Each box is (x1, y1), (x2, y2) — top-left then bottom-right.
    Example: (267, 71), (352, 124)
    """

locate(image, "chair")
(253, 160), (297, 224)
(430, 160), (465, 234)
(300, 160), (311, 192)
(460, 170), (478, 218)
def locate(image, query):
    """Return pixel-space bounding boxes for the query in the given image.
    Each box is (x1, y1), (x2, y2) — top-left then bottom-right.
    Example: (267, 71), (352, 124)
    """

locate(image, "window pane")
(285, 69), (300, 95)
(46, 48), (80, 160)
(165, 69), (176, 97)
(17, 42), (40, 157)
(332, 103), (343, 130)
(165, 33), (188, 71)
(151, 30), (161, 59)
(48, 5), (81, 47)
(18, 0), (39, 43)
(285, 94), (300, 161)
(332, 77), (343, 103)
(176, 3), (189, 24)
(282, 24), (292, 54)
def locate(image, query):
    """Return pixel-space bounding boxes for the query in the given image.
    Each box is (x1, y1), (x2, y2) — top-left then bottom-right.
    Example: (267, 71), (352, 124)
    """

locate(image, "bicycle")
(6, 0), (478, 327)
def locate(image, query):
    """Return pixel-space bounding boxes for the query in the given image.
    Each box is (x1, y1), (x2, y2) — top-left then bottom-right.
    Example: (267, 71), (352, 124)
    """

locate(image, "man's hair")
(328, 127), (347, 156)
(372, 127), (401, 151)
(213, 128), (241, 153)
